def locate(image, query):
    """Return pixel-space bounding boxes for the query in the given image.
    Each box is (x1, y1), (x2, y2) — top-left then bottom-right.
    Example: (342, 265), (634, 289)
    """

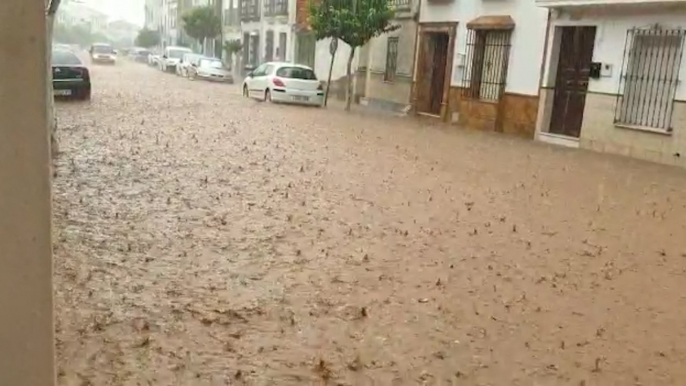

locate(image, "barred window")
(615, 28), (685, 132)
(384, 37), (399, 82)
(461, 29), (512, 101)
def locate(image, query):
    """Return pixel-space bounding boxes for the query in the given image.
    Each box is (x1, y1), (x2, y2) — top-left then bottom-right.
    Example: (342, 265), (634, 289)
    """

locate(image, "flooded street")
(54, 60), (686, 385)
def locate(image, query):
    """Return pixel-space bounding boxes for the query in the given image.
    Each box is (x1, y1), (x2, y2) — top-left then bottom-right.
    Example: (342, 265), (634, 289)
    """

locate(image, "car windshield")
(200, 59), (224, 69)
(169, 49), (190, 59)
(275, 67), (317, 80)
(93, 45), (113, 54)
(52, 50), (82, 65)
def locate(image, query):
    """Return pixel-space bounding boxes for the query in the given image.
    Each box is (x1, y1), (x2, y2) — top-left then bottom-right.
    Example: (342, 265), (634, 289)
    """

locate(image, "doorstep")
(537, 132), (580, 148)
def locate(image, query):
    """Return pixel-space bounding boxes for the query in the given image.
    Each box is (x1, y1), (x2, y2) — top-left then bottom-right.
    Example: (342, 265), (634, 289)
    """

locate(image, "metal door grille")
(615, 27), (685, 131)
(384, 37), (399, 82)
(461, 29), (512, 101)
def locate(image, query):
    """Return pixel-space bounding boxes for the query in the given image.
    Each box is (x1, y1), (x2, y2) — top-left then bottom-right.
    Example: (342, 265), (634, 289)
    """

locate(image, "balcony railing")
(537, 0), (686, 6)
(264, 0), (288, 16)
(389, 0), (411, 9)
(241, 0), (260, 21)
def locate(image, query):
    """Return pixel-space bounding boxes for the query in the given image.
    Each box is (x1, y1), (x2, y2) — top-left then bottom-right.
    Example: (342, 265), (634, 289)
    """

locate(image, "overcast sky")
(83, 0), (144, 26)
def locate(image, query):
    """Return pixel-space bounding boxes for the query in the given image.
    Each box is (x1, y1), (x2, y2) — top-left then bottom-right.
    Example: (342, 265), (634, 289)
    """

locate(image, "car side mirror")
(247, 71), (253, 78)
(162, 55), (167, 59)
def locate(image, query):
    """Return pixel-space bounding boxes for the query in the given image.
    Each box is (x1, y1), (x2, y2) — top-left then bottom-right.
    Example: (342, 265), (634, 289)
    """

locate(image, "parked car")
(159, 46), (193, 73)
(188, 58), (233, 83)
(177, 53), (205, 77)
(52, 49), (91, 100)
(89, 43), (116, 64)
(242, 62), (323, 106)
(130, 47), (151, 63)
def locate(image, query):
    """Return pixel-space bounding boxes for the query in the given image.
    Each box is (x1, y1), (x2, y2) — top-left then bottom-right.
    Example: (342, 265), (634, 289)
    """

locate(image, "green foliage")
(308, 0), (396, 47)
(308, 0), (342, 41)
(135, 28), (161, 48)
(223, 39), (242, 56)
(181, 6), (222, 45)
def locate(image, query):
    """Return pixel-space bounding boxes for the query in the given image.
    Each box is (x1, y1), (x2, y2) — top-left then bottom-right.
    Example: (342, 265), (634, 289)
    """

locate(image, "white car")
(159, 46), (193, 73)
(242, 62), (324, 106)
(177, 53), (205, 77)
(188, 58), (233, 83)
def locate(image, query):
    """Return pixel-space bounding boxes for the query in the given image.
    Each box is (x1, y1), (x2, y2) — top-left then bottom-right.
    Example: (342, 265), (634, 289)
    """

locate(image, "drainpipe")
(535, 9), (552, 137)
(409, 0), (421, 114)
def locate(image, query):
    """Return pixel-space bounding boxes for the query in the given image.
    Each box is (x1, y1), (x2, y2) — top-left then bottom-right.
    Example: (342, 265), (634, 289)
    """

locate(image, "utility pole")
(215, 0), (223, 58)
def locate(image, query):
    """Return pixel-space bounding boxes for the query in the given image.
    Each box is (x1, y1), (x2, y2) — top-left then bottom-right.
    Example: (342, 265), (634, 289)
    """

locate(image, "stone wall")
(579, 93), (686, 167)
(447, 87), (539, 138)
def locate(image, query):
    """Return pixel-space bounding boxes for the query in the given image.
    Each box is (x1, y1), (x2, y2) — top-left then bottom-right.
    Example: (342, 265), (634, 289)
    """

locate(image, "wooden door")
(549, 26), (596, 138)
(429, 33), (449, 115)
(416, 32), (436, 114)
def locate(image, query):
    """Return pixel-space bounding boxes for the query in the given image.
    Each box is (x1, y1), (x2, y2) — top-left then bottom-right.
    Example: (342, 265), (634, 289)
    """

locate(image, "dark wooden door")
(550, 26), (596, 138)
(429, 33), (449, 115)
(416, 32), (435, 114)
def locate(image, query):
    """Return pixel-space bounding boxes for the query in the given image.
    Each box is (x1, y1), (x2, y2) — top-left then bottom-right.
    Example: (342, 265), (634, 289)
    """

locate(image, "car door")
(248, 64), (267, 98)
(253, 64), (274, 98)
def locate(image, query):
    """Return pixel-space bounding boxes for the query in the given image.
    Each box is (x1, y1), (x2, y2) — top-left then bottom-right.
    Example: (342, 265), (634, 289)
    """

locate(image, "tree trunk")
(324, 44), (337, 107)
(345, 46), (356, 111)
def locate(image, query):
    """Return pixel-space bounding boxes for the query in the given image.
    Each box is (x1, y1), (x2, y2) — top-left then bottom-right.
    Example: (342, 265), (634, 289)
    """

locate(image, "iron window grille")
(240, 0), (260, 21)
(265, 0), (288, 16)
(614, 27), (685, 132)
(384, 37), (399, 82)
(461, 29), (512, 102)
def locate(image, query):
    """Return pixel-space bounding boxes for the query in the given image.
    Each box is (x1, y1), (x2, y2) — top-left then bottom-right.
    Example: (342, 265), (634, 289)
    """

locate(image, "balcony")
(241, 0), (260, 21)
(264, 0), (288, 16)
(536, 0), (686, 7)
(390, 0), (411, 10)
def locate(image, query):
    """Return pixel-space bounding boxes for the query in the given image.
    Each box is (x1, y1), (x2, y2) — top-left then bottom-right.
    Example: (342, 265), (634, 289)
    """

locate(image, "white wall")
(545, 9), (686, 100)
(420, 0), (549, 96)
(314, 38), (360, 82)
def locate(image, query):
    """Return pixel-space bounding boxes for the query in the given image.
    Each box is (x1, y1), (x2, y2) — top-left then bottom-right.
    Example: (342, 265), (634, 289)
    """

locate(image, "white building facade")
(415, 0), (549, 136)
(535, 2), (686, 168)
(240, 0), (297, 73)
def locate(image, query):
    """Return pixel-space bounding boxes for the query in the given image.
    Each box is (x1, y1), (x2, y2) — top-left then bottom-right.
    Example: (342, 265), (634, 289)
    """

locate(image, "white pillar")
(0, 0), (55, 385)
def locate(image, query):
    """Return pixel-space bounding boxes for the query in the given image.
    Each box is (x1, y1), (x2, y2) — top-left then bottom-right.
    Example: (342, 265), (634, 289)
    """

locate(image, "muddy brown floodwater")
(53, 60), (686, 385)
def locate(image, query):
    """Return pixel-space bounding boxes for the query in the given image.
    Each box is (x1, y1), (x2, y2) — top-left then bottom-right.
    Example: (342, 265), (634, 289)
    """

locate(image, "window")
(243, 32), (250, 65)
(52, 50), (82, 65)
(250, 34), (259, 66)
(265, 30), (274, 62)
(615, 28), (685, 131)
(279, 32), (288, 61)
(253, 63), (267, 76)
(276, 66), (317, 80)
(384, 37), (399, 82)
(461, 29), (512, 101)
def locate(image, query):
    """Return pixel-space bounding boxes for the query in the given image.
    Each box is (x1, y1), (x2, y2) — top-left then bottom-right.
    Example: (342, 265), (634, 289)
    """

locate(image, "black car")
(52, 49), (91, 100)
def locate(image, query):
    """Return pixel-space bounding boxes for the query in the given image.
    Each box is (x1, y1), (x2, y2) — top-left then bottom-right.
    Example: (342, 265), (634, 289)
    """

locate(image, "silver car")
(177, 53), (205, 77)
(188, 58), (233, 83)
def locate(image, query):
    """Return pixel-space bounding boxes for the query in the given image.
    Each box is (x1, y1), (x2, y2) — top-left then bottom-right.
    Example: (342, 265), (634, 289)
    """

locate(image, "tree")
(135, 28), (161, 48)
(222, 39), (242, 69)
(309, 0), (343, 106)
(337, 0), (397, 110)
(181, 6), (222, 55)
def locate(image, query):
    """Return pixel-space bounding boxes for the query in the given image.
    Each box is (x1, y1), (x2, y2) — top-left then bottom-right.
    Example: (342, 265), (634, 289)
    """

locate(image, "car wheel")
(265, 89), (272, 103)
(243, 85), (249, 98)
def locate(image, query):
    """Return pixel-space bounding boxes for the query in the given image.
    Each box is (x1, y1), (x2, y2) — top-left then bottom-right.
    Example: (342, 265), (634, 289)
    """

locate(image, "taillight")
(272, 77), (285, 87)
(317, 83), (324, 91)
